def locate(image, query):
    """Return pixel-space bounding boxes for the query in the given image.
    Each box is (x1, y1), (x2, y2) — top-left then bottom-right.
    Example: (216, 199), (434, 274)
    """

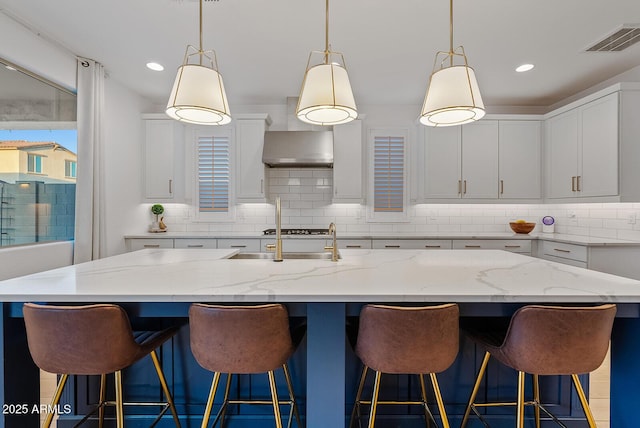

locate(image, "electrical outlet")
(628, 214), (636, 225)
(567, 210), (576, 218)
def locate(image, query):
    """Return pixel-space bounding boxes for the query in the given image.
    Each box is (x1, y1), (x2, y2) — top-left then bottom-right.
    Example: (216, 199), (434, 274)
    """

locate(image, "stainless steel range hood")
(262, 131), (333, 168)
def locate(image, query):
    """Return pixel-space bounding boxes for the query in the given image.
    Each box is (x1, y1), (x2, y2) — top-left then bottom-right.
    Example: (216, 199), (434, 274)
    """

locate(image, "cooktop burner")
(262, 228), (329, 236)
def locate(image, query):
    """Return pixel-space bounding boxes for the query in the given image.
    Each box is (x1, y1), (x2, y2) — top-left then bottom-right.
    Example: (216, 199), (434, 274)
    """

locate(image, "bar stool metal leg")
(429, 373), (450, 428)
(202, 372), (222, 428)
(461, 351), (491, 428)
(367, 371), (382, 428)
(571, 374), (598, 428)
(533, 374), (541, 428)
(150, 350), (182, 428)
(268, 370), (284, 428)
(43, 374), (68, 428)
(350, 366), (368, 428)
(99, 373), (107, 428)
(114, 370), (125, 428)
(516, 371), (526, 428)
(218, 373), (232, 428)
(418, 374), (432, 427)
(282, 363), (303, 428)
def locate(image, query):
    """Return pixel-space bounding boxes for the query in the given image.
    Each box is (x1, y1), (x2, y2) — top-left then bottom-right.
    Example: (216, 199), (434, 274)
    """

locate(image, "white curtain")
(73, 58), (106, 263)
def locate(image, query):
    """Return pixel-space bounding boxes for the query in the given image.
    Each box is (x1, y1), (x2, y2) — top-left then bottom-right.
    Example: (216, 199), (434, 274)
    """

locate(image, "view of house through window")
(0, 58), (77, 247)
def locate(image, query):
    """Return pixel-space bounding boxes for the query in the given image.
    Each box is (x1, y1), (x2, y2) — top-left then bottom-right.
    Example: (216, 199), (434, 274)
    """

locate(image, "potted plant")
(150, 204), (164, 231)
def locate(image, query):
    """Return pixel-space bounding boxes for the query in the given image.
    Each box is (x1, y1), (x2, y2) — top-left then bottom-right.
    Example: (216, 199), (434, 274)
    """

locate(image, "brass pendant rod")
(199, 0), (204, 65)
(449, 0), (454, 66)
(324, 0), (330, 63)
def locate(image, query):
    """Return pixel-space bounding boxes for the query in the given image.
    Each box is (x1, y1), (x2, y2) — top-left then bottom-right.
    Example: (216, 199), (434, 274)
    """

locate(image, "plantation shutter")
(198, 135), (230, 212)
(374, 135), (404, 212)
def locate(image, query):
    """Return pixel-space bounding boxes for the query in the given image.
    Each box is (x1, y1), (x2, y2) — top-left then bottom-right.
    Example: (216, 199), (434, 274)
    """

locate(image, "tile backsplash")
(148, 168), (640, 240)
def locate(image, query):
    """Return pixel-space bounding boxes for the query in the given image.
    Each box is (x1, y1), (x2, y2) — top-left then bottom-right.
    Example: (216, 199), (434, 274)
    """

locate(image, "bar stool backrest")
(189, 303), (294, 374)
(23, 303), (143, 375)
(499, 304), (616, 375)
(355, 303), (459, 374)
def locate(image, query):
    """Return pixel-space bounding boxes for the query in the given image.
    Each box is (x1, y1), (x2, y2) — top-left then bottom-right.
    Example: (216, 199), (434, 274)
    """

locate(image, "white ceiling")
(1, 0), (640, 112)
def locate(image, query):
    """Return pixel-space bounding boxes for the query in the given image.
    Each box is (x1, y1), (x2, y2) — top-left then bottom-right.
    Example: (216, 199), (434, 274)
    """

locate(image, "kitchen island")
(1, 248), (640, 427)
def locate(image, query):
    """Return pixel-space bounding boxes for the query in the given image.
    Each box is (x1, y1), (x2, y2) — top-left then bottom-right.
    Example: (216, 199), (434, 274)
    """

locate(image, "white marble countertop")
(123, 232), (640, 247)
(2, 249), (640, 303)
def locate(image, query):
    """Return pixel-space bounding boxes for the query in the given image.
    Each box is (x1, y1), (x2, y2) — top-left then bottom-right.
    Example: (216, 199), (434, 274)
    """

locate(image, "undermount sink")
(229, 252), (340, 260)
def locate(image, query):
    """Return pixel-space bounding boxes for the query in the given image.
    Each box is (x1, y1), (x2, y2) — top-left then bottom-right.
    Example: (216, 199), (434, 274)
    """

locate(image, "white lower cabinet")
(372, 240), (452, 250)
(173, 239), (217, 249)
(538, 241), (588, 268)
(217, 239), (261, 252)
(127, 238), (174, 251)
(452, 239), (532, 254)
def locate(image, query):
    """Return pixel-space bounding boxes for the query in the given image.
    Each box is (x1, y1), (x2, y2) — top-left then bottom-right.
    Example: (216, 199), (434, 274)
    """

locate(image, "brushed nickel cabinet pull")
(504, 245), (521, 248)
(385, 245), (401, 248)
(571, 176), (576, 192)
(463, 180), (467, 194)
(187, 244), (204, 248)
(346, 245), (362, 248)
(260, 179), (264, 194)
(425, 245), (441, 248)
(230, 245), (247, 248)
(500, 180), (504, 195)
(577, 175), (581, 192)
(458, 180), (462, 194)
(465, 245), (481, 248)
(169, 179), (173, 194)
(554, 248), (571, 253)
(143, 244), (160, 248)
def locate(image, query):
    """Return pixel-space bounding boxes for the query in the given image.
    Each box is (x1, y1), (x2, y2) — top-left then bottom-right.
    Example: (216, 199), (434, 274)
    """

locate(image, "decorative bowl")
(509, 222), (536, 234)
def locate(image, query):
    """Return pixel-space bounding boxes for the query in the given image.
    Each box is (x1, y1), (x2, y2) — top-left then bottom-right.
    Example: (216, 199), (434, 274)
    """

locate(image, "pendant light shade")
(419, 0), (485, 127)
(296, 0), (357, 126)
(166, 0), (231, 125)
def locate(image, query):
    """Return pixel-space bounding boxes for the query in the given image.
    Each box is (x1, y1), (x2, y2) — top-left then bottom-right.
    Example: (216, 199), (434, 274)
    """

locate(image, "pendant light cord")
(199, 0), (204, 64)
(449, 0), (454, 65)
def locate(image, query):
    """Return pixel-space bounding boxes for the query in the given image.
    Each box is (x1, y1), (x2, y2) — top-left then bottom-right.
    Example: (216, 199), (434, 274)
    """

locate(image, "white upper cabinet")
(332, 119), (364, 202)
(461, 121), (499, 199)
(235, 114), (272, 202)
(142, 117), (185, 201)
(545, 91), (619, 200)
(498, 121), (541, 199)
(423, 119), (541, 201)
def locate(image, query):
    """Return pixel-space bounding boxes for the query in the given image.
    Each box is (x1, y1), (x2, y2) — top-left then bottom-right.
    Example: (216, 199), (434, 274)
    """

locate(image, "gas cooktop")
(262, 228), (329, 236)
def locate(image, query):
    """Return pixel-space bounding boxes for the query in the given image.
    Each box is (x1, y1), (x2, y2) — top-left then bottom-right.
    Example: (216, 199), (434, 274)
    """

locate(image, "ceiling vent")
(586, 25), (640, 52)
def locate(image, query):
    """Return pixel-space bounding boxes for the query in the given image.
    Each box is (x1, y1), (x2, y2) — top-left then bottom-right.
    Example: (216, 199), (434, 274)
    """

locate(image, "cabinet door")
(333, 120), (363, 202)
(498, 121), (541, 199)
(461, 121), (499, 199)
(580, 92), (619, 197)
(424, 127), (461, 199)
(144, 120), (183, 200)
(235, 118), (269, 202)
(546, 110), (579, 198)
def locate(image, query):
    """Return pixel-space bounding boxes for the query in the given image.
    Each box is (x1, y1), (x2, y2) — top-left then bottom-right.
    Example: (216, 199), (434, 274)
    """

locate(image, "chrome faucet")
(266, 196), (283, 262)
(324, 222), (339, 262)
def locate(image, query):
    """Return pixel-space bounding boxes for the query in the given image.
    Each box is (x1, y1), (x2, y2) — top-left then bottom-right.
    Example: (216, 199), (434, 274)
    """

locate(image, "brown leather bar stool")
(189, 303), (303, 428)
(460, 304), (616, 428)
(350, 303), (459, 428)
(23, 303), (182, 428)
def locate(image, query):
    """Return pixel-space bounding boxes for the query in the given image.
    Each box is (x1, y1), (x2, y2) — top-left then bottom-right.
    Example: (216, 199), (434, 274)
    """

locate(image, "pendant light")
(166, 0), (231, 125)
(419, 0), (485, 127)
(296, 0), (357, 126)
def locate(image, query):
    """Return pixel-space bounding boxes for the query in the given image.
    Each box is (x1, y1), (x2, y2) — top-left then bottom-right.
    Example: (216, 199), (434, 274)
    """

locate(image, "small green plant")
(151, 204), (164, 222)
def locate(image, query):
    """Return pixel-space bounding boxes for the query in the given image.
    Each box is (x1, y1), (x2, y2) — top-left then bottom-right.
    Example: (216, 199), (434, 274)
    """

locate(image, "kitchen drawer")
(452, 239), (531, 253)
(334, 239), (372, 250)
(127, 238), (174, 251)
(541, 241), (588, 267)
(372, 239), (452, 250)
(260, 238), (328, 253)
(174, 238), (217, 249)
(217, 239), (261, 252)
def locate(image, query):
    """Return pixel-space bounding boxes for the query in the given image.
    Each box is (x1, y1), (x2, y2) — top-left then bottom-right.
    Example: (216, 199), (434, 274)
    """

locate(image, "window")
(65, 160), (76, 178)
(195, 128), (234, 221)
(368, 129), (409, 222)
(28, 154), (43, 174)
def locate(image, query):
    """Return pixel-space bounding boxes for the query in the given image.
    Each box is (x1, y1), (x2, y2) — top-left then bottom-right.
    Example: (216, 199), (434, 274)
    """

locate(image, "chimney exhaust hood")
(262, 130), (333, 167)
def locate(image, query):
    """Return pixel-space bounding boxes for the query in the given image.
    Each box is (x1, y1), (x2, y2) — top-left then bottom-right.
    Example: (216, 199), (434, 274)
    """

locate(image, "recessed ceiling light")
(146, 62), (164, 72)
(516, 63), (535, 73)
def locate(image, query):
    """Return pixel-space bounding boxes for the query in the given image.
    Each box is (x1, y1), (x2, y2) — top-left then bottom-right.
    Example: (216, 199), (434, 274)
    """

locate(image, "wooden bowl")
(509, 222), (536, 234)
